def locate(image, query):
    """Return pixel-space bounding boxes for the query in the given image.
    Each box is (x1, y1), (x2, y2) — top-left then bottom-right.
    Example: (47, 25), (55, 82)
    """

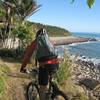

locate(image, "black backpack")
(35, 29), (58, 62)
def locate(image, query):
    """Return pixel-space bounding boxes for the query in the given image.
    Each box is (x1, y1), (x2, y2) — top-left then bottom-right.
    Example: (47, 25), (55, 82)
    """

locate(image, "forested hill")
(29, 22), (71, 37)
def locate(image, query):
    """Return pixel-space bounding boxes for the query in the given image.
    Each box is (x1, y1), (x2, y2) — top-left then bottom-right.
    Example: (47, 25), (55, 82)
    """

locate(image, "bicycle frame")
(27, 68), (68, 100)
(28, 68), (59, 92)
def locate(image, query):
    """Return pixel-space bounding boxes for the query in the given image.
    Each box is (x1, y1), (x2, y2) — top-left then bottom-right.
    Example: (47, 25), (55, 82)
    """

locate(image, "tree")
(0, 0), (40, 32)
(14, 0), (41, 21)
(0, 0), (40, 48)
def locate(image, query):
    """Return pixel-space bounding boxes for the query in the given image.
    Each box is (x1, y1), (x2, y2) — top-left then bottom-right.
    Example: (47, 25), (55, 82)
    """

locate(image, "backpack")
(35, 29), (58, 62)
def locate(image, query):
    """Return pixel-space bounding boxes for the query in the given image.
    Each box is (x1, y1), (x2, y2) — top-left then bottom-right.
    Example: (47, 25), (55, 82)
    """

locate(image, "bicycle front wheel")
(52, 90), (69, 100)
(26, 82), (39, 100)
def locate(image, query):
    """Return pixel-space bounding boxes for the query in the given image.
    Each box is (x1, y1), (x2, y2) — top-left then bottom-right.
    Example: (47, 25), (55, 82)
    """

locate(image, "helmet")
(36, 28), (47, 38)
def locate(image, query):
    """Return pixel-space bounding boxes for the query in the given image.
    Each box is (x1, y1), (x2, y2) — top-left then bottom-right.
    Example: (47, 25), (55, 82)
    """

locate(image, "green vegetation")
(12, 24), (35, 46)
(31, 22), (71, 37)
(71, 0), (95, 8)
(0, 0), (40, 50)
(54, 54), (72, 85)
(0, 61), (11, 98)
(0, 48), (17, 58)
(53, 51), (89, 99)
(0, 0), (40, 33)
(87, 0), (95, 8)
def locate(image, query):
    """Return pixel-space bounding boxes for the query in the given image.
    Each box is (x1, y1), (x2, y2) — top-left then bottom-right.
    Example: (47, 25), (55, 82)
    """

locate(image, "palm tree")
(2, 0), (41, 22)
(0, 0), (40, 48)
(14, 0), (41, 21)
(0, 0), (40, 31)
(0, 0), (17, 48)
(9, 0), (41, 49)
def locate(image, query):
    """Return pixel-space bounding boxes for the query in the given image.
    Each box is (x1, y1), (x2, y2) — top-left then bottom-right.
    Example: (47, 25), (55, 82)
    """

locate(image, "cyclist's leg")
(38, 64), (59, 100)
(38, 66), (49, 100)
(47, 63), (59, 75)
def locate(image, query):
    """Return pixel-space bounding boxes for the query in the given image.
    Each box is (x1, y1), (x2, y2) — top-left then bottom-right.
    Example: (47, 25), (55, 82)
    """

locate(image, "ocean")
(56, 32), (100, 64)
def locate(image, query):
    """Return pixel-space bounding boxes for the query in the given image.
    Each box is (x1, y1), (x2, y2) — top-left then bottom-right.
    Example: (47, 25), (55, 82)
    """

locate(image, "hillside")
(28, 22), (71, 37)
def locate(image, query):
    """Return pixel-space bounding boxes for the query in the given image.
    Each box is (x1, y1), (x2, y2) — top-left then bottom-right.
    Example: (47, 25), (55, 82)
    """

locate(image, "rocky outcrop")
(74, 59), (100, 82)
(72, 59), (100, 99)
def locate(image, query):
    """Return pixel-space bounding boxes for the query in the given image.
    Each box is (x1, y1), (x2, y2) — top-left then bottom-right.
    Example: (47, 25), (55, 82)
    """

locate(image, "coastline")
(50, 36), (96, 45)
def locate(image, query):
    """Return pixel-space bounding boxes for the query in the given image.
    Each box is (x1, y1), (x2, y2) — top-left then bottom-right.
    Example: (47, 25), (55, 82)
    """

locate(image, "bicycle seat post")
(49, 74), (53, 84)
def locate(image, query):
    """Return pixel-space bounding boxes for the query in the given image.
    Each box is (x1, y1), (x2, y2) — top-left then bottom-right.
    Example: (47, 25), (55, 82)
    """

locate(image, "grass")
(0, 77), (5, 96)
(0, 61), (11, 98)
(54, 51), (89, 100)
(0, 53), (91, 100)
(54, 54), (72, 85)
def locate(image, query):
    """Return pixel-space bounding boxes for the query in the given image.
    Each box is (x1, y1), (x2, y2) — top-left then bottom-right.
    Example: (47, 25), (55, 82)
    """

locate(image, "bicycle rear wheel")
(52, 90), (69, 100)
(26, 82), (39, 100)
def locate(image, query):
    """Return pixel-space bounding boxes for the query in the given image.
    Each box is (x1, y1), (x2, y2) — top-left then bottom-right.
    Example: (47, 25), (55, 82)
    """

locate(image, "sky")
(27, 0), (100, 33)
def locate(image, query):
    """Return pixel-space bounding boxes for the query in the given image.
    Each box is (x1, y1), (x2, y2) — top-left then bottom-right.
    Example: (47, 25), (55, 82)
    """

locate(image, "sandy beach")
(50, 36), (94, 45)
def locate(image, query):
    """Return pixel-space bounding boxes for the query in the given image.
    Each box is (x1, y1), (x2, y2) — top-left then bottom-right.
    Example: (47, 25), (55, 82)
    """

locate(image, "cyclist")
(20, 28), (59, 100)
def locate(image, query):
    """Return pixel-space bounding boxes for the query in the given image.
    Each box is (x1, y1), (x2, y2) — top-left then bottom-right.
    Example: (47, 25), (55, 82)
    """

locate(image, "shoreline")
(50, 36), (97, 45)
(53, 36), (100, 65)
(70, 53), (100, 65)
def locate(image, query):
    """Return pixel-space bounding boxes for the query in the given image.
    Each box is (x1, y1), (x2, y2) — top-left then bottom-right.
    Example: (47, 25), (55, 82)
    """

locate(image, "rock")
(72, 57), (100, 99)
(78, 78), (100, 91)
(89, 38), (97, 41)
(92, 84), (100, 98)
(97, 63), (100, 71)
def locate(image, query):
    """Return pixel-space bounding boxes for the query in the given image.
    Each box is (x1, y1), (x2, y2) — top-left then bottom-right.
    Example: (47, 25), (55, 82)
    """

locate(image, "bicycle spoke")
(27, 83), (39, 100)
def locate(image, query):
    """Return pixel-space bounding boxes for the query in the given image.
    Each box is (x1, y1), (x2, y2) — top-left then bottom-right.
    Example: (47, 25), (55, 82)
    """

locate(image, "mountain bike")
(26, 68), (69, 100)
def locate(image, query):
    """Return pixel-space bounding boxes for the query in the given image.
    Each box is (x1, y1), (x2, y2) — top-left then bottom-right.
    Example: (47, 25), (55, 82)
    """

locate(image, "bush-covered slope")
(29, 22), (71, 37)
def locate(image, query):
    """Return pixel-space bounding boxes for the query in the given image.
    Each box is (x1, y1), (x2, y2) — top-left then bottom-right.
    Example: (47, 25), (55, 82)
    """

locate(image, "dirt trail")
(3, 61), (31, 100)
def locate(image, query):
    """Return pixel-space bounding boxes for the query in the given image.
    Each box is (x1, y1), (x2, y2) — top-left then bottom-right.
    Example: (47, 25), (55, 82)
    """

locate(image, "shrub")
(12, 24), (35, 46)
(0, 48), (25, 59)
(0, 48), (16, 58)
(54, 52), (73, 85)
(0, 48), (13, 57)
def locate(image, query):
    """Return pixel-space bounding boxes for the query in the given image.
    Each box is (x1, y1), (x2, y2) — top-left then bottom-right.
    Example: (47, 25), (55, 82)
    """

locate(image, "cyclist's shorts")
(38, 64), (59, 85)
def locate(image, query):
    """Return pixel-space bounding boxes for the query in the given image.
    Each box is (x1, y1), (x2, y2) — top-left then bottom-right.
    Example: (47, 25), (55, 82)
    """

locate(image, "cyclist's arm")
(20, 40), (36, 71)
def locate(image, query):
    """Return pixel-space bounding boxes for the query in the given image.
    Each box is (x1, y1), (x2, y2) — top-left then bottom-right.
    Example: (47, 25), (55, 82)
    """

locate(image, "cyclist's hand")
(20, 68), (26, 73)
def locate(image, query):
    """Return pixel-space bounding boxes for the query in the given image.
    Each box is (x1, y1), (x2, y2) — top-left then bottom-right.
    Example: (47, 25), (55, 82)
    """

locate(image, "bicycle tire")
(26, 82), (39, 100)
(52, 90), (69, 100)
